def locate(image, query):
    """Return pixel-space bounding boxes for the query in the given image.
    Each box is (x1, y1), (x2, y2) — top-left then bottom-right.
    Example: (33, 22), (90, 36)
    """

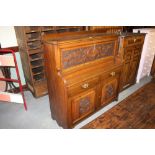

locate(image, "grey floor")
(0, 76), (152, 129)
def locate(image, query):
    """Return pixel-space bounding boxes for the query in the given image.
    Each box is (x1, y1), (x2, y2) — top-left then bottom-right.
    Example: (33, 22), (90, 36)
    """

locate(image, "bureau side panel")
(44, 43), (68, 128)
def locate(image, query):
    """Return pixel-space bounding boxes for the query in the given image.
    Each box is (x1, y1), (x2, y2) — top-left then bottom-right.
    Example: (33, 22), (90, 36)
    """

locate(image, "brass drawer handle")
(134, 38), (137, 42)
(81, 83), (89, 89)
(110, 72), (116, 76)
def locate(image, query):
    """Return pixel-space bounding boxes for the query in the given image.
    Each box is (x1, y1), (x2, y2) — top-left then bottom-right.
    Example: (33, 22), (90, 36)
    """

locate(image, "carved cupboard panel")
(101, 72), (120, 106)
(71, 89), (96, 124)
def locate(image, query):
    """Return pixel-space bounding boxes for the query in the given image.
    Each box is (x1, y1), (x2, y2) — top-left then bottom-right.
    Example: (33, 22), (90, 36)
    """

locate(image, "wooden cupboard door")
(122, 61), (131, 88)
(101, 76), (119, 106)
(120, 47), (133, 89)
(71, 89), (96, 124)
(121, 45), (142, 90)
(128, 46), (142, 85)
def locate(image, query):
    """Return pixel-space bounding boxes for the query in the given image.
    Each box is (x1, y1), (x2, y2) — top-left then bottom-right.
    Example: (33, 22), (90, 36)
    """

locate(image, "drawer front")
(101, 67), (122, 80)
(123, 36), (144, 47)
(67, 77), (99, 97)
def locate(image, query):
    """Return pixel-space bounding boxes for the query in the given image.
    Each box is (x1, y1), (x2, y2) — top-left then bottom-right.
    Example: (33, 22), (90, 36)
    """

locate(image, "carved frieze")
(62, 42), (115, 69)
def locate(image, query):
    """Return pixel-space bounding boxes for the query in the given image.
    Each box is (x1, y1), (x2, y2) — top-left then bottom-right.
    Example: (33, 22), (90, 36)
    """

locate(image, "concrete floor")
(0, 76), (152, 129)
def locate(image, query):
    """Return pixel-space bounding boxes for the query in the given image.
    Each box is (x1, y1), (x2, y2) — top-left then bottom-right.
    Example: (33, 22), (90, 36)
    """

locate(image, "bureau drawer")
(101, 68), (122, 80)
(67, 77), (99, 97)
(124, 36), (144, 47)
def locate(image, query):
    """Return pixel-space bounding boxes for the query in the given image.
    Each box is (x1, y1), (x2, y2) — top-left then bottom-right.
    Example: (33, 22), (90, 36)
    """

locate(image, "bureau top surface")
(43, 31), (146, 45)
(43, 31), (119, 44)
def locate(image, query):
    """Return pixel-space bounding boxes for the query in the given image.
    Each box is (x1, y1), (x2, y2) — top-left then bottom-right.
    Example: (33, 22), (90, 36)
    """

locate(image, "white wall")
(0, 26), (17, 48)
(0, 26), (26, 86)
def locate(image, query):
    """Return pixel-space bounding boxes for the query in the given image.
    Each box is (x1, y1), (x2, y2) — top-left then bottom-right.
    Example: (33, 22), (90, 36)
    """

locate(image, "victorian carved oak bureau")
(43, 31), (123, 128)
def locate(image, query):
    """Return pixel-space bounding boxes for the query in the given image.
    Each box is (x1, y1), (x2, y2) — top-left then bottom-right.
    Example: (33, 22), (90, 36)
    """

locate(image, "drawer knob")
(134, 38), (136, 42)
(110, 72), (116, 76)
(81, 83), (89, 89)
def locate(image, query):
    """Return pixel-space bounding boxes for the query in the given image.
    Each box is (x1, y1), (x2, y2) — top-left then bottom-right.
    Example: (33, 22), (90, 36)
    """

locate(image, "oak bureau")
(43, 31), (123, 128)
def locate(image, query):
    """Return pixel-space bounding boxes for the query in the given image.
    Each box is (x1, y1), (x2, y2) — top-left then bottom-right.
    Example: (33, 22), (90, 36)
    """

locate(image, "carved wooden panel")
(101, 78), (118, 106)
(79, 97), (91, 115)
(121, 46), (142, 90)
(62, 42), (115, 69)
(71, 90), (96, 124)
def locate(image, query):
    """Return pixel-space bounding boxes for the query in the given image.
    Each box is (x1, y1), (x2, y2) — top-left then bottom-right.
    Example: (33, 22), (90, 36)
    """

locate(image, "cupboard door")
(127, 46), (141, 86)
(71, 89), (96, 124)
(101, 76), (119, 106)
(121, 47), (133, 89)
(121, 45), (142, 90)
(121, 61), (131, 89)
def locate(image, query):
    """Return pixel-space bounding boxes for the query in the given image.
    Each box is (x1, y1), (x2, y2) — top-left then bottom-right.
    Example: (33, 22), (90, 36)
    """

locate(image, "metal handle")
(134, 38), (137, 42)
(110, 72), (116, 76)
(81, 83), (89, 89)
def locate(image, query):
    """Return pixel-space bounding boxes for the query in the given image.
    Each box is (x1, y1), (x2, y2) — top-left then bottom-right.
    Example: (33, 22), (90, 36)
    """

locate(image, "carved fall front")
(62, 42), (115, 69)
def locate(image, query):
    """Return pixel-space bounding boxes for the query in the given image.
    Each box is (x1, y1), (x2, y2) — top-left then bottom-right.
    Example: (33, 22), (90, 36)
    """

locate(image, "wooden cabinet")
(119, 34), (145, 91)
(14, 26), (84, 97)
(43, 31), (123, 128)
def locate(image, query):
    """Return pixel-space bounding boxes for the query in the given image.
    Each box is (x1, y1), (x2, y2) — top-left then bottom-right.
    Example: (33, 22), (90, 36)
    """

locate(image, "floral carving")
(62, 42), (115, 69)
(106, 84), (114, 97)
(79, 97), (90, 115)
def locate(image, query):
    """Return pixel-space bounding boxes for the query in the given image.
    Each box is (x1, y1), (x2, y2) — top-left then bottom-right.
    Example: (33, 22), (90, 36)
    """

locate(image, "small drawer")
(67, 77), (99, 97)
(124, 36), (144, 47)
(26, 32), (41, 41)
(101, 68), (121, 80)
(27, 40), (42, 50)
(25, 26), (41, 33)
(28, 48), (43, 55)
(41, 26), (55, 31)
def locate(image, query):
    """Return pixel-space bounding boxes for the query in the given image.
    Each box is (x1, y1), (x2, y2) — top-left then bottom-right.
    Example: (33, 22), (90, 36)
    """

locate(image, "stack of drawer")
(25, 27), (46, 83)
